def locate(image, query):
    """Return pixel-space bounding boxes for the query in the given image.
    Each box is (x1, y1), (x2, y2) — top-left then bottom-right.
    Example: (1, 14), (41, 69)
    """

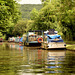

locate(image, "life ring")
(19, 42), (22, 44)
(38, 38), (43, 43)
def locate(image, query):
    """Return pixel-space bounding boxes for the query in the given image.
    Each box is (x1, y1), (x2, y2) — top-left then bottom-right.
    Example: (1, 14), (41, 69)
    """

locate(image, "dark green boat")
(24, 30), (43, 46)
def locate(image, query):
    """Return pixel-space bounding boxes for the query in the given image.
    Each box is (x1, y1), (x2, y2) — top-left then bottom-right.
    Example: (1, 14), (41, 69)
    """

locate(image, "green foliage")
(42, 0), (51, 6)
(20, 4), (42, 19)
(31, 2), (58, 30)
(30, 8), (39, 20)
(0, 32), (6, 39)
(0, 32), (3, 37)
(58, 0), (75, 40)
(13, 20), (33, 36)
(0, 0), (21, 39)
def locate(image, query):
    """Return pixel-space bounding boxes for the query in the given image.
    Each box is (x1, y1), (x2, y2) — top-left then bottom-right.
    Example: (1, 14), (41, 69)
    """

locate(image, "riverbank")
(66, 41), (75, 50)
(66, 44), (75, 50)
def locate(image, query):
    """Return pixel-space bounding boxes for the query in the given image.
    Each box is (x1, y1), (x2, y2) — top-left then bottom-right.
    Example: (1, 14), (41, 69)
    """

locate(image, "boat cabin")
(24, 30), (43, 46)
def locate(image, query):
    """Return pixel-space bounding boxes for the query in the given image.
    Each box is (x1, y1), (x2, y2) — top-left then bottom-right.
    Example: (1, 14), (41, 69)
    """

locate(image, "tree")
(13, 20), (33, 36)
(58, 0), (75, 40)
(30, 1), (59, 30)
(0, 0), (21, 39)
(30, 8), (39, 20)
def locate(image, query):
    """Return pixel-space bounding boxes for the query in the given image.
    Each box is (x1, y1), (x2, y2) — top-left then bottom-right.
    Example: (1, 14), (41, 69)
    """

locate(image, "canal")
(0, 42), (75, 75)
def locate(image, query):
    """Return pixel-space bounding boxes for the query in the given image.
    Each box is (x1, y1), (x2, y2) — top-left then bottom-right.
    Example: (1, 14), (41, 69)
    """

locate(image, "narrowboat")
(8, 36), (21, 43)
(24, 30), (43, 46)
(42, 29), (66, 49)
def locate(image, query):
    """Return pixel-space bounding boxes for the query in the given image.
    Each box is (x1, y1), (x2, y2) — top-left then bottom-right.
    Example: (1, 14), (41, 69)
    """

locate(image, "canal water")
(0, 42), (75, 75)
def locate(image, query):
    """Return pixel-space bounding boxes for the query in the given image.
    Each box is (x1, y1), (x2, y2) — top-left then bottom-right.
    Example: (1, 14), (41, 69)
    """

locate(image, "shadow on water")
(0, 42), (75, 75)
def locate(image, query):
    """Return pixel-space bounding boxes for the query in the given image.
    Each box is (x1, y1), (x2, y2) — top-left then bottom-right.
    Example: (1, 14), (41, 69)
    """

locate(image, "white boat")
(42, 29), (66, 49)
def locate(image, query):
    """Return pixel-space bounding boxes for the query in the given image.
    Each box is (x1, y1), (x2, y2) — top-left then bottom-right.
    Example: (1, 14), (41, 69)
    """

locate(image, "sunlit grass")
(66, 44), (75, 50)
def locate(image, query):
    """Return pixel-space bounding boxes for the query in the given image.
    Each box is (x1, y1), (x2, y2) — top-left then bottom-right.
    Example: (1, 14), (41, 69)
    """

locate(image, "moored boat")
(42, 29), (66, 49)
(24, 30), (43, 46)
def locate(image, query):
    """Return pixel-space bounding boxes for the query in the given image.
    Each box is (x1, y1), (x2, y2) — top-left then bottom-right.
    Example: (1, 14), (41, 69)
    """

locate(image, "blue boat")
(42, 29), (66, 49)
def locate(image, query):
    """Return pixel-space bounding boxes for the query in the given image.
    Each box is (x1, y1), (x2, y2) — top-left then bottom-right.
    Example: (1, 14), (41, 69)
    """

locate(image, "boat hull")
(42, 42), (66, 50)
(24, 42), (41, 46)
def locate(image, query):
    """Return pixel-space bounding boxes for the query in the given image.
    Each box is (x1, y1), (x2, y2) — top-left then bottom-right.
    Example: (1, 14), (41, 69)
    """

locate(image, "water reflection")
(0, 43), (75, 75)
(62, 51), (75, 74)
(18, 47), (66, 74)
(20, 47), (46, 74)
(45, 50), (66, 74)
(8, 43), (24, 50)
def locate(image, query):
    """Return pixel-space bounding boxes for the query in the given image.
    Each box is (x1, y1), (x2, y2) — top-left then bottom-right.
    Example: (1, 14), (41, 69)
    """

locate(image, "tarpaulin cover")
(47, 35), (63, 42)
(47, 35), (61, 39)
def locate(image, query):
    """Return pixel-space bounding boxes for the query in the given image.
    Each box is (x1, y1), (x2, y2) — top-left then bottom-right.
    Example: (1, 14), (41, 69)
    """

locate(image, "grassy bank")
(66, 44), (75, 50)
(65, 41), (75, 50)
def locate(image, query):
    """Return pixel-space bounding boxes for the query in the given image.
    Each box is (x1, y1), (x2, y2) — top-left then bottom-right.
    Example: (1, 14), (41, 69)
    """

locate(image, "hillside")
(20, 4), (42, 19)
